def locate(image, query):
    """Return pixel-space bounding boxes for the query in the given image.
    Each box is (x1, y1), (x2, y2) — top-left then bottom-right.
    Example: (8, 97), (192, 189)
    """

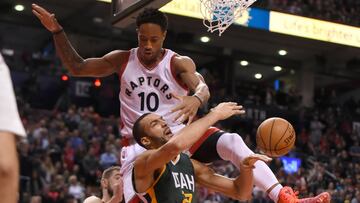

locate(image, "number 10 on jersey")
(138, 92), (159, 112)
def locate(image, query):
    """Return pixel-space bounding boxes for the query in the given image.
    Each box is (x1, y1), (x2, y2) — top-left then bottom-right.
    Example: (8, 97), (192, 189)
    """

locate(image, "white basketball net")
(200, 0), (256, 36)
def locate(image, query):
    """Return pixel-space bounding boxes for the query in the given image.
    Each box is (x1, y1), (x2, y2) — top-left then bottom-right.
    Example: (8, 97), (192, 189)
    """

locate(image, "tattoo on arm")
(53, 32), (84, 74)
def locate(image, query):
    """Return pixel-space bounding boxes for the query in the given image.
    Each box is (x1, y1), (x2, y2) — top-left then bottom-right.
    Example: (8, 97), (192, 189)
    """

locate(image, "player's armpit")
(191, 159), (253, 201)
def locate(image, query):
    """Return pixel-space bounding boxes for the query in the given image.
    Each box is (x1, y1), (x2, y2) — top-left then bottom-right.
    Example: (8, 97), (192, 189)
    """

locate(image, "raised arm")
(191, 154), (272, 201)
(32, 4), (126, 77)
(134, 102), (245, 192)
(171, 56), (210, 124)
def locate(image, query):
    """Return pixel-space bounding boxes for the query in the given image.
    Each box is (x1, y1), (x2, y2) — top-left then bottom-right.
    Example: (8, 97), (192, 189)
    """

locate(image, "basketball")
(256, 117), (296, 157)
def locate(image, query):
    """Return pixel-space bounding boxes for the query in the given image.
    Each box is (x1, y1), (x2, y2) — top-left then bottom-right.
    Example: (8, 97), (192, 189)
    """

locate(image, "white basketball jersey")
(119, 48), (188, 138)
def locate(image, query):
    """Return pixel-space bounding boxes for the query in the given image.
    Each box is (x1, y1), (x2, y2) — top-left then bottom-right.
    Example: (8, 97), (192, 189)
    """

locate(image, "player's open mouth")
(165, 127), (171, 135)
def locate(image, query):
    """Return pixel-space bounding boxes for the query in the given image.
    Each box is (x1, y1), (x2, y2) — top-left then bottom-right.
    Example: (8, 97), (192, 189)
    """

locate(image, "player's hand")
(241, 154), (272, 169)
(210, 102), (245, 120)
(171, 94), (202, 125)
(32, 4), (63, 33)
(112, 178), (124, 202)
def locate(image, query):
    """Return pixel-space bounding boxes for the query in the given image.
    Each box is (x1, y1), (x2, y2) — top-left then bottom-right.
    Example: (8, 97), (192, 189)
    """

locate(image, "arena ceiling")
(1, 0), (360, 83)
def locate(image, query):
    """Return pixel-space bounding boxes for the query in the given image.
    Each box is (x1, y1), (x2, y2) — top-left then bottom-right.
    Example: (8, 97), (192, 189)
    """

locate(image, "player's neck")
(138, 48), (165, 68)
(171, 154), (180, 163)
(102, 190), (111, 202)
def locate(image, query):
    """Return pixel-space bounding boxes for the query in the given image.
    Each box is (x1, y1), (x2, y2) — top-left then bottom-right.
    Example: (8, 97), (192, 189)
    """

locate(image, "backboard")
(112, 0), (172, 28)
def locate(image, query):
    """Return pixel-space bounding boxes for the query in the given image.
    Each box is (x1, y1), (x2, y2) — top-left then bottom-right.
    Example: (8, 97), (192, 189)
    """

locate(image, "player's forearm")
(193, 73), (210, 105)
(53, 31), (85, 75)
(233, 167), (254, 201)
(193, 82), (210, 106)
(168, 111), (219, 152)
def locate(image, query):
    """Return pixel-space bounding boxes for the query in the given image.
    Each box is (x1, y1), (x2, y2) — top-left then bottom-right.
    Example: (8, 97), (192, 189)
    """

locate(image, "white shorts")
(0, 54), (26, 137)
(120, 143), (146, 203)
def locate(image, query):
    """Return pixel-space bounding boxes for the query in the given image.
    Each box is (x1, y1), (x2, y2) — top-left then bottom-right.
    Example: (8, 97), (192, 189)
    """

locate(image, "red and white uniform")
(119, 48), (188, 139)
(119, 48), (188, 202)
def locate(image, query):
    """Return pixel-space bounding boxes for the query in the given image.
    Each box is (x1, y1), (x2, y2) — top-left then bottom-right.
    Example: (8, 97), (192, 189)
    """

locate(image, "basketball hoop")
(199, 0), (256, 36)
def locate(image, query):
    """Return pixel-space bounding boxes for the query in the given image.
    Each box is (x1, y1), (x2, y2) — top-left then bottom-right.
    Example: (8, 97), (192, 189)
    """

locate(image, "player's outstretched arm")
(191, 154), (272, 201)
(32, 4), (126, 77)
(134, 102), (245, 192)
(171, 56), (210, 124)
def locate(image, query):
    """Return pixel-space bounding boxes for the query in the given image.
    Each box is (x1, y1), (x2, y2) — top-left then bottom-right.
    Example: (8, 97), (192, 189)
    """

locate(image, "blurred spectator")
(68, 175), (85, 202)
(349, 140), (360, 163)
(99, 144), (118, 170)
(262, 0), (360, 27)
(82, 146), (99, 187)
(309, 116), (324, 146)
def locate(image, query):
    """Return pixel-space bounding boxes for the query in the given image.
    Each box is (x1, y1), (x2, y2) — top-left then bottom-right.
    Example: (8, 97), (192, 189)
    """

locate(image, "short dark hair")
(136, 8), (168, 31)
(102, 166), (121, 180)
(132, 113), (151, 148)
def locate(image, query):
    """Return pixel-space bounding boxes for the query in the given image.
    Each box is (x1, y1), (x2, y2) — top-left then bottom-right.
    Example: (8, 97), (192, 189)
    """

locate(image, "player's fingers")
(31, 3), (40, 11)
(186, 114), (195, 125)
(173, 109), (187, 122)
(33, 4), (52, 16)
(252, 156), (272, 163)
(179, 112), (190, 123)
(171, 103), (185, 113)
(32, 10), (42, 19)
(249, 154), (272, 163)
(32, 4), (43, 13)
(233, 105), (243, 110)
(171, 93), (182, 101)
(234, 110), (246, 115)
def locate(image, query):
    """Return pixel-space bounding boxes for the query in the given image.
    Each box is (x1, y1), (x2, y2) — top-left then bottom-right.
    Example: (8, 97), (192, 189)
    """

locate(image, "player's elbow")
(67, 60), (87, 76)
(234, 184), (253, 201)
(68, 65), (84, 76)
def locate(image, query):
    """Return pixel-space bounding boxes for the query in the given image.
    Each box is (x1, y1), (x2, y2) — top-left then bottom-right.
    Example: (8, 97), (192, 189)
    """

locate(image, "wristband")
(52, 28), (64, 35)
(193, 94), (203, 105)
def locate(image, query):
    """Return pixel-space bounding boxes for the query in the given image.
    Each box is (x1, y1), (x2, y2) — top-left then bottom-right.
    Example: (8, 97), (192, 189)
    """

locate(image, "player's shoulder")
(134, 149), (156, 162)
(172, 54), (193, 63)
(103, 50), (131, 67)
(83, 195), (102, 203)
(105, 49), (131, 58)
(171, 54), (195, 72)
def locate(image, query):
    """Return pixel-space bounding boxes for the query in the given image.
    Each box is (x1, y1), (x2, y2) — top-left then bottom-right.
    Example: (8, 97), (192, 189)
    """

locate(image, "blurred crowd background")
(260, 0), (360, 26)
(14, 70), (360, 203)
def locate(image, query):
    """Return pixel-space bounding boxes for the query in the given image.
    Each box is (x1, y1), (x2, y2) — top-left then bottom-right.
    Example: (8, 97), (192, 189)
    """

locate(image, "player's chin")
(144, 54), (155, 61)
(162, 135), (171, 142)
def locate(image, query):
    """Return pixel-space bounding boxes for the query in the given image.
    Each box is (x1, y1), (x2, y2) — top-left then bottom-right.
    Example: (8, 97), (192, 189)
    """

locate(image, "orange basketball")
(256, 117), (296, 157)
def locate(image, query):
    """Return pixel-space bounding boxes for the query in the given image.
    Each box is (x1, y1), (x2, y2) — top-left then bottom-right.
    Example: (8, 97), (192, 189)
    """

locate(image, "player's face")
(137, 23), (166, 64)
(107, 170), (122, 196)
(141, 114), (173, 148)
